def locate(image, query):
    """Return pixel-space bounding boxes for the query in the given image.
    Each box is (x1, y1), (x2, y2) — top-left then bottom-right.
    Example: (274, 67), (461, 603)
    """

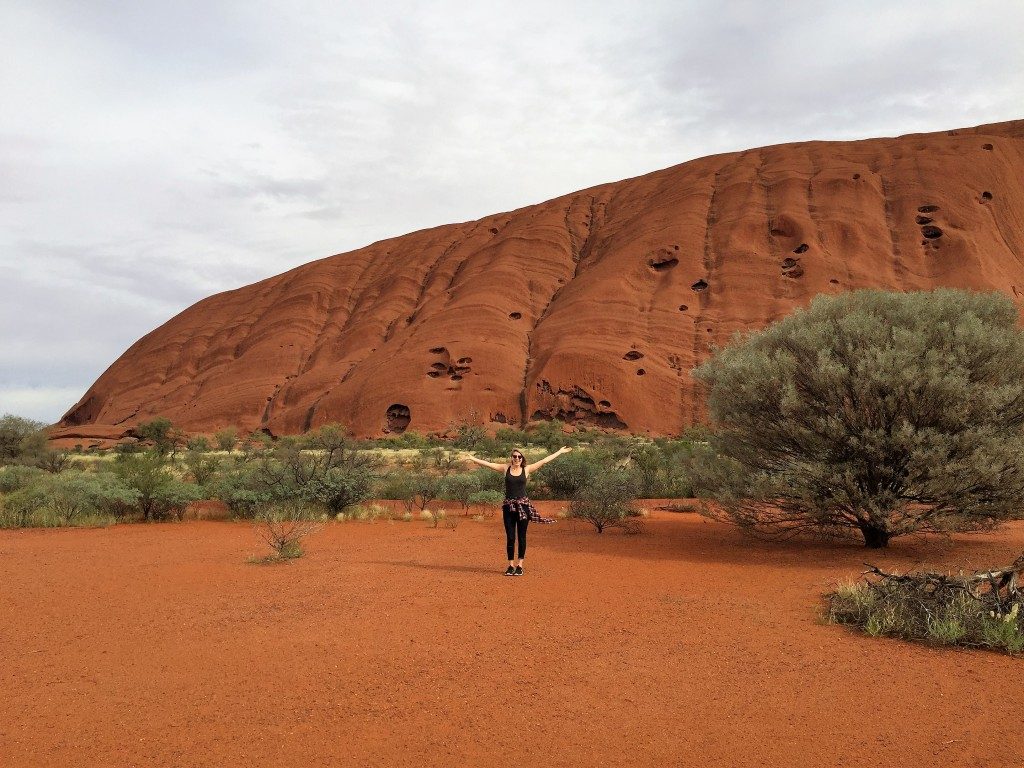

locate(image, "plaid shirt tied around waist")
(502, 496), (556, 524)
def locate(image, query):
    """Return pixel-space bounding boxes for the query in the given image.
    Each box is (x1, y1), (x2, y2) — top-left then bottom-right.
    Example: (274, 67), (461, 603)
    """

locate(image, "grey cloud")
(2, 0), (1022, 424)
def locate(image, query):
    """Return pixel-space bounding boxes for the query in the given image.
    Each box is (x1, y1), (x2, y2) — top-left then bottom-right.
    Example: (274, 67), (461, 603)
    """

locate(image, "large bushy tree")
(693, 289), (1024, 548)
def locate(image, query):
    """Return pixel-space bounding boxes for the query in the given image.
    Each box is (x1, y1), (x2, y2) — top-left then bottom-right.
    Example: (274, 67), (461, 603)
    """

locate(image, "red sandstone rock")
(55, 120), (1024, 439)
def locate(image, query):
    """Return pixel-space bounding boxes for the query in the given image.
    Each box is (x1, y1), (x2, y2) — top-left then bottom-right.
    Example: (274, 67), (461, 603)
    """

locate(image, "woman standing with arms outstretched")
(462, 446), (572, 576)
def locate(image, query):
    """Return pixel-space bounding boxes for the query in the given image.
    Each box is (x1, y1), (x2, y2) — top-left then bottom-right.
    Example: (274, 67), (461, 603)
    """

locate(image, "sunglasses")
(511, 454), (523, 460)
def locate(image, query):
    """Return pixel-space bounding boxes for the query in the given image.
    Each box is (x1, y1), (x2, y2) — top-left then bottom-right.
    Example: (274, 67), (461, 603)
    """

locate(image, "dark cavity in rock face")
(457, 357), (472, 364)
(781, 257), (798, 269)
(649, 256), (679, 271)
(853, 173), (861, 179)
(636, 369), (646, 376)
(793, 243), (809, 254)
(916, 215), (933, 225)
(678, 304), (688, 311)
(981, 191), (993, 201)
(386, 404), (411, 433)
(429, 346), (446, 354)
(983, 143), (993, 151)
(509, 312), (522, 320)
(917, 205), (939, 213)
(922, 226), (943, 239)
(691, 279), (708, 292)
(623, 351), (644, 361)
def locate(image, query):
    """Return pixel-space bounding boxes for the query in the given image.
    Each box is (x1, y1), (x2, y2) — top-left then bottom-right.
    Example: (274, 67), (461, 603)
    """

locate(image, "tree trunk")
(860, 525), (890, 548)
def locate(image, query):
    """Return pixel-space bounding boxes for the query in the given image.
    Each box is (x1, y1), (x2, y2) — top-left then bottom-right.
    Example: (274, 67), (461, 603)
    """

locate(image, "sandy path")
(1, 507), (1022, 767)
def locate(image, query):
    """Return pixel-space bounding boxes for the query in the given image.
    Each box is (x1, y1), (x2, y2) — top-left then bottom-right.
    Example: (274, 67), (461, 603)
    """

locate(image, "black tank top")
(504, 466), (527, 499)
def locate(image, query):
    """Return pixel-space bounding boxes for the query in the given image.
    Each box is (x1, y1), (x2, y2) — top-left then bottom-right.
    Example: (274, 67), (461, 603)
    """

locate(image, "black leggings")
(502, 506), (529, 560)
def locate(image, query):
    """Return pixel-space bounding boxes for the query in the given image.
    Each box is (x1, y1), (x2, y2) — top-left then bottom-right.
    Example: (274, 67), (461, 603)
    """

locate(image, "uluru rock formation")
(54, 120), (1024, 442)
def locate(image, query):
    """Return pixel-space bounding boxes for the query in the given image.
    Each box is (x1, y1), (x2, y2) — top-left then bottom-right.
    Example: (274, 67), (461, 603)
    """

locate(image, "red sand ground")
(2, 505), (1023, 767)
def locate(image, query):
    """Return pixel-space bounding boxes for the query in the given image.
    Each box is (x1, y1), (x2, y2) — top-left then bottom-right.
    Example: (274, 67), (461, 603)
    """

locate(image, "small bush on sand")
(252, 503), (321, 562)
(113, 451), (203, 521)
(568, 469), (643, 533)
(826, 556), (1024, 654)
(467, 489), (504, 518)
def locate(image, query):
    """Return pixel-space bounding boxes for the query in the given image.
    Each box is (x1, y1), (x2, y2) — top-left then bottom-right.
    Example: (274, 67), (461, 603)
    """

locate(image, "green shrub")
(135, 417), (186, 456)
(532, 451), (602, 499)
(182, 450), (221, 487)
(214, 427), (239, 451)
(1, 470), (138, 528)
(695, 289), (1024, 548)
(438, 472), (481, 511)
(186, 436), (210, 452)
(0, 464), (46, 494)
(0, 414), (47, 465)
(567, 469), (643, 533)
(112, 451), (203, 520)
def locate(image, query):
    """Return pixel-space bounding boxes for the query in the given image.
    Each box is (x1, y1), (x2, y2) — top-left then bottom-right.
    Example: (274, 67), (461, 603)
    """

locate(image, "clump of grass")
(826, 557), (1024, 654)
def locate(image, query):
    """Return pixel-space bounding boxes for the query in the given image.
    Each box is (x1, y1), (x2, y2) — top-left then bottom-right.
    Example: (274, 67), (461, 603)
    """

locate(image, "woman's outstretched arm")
(460, 453), (507, 472)
(525, 446), (572, 473)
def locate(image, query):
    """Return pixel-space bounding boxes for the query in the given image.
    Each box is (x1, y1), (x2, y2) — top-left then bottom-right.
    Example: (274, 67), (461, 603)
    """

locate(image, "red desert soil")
(53, 120), (1024, 445)
(2, 506), (1022, 768)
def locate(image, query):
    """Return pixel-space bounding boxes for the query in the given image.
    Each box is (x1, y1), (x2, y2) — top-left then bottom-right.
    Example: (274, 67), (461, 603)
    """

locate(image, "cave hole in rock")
(922, 225), (943, 239)
(916, 215), (933, 225)
(450, 374), (463, 381)
(599, 400), (611, 408)
(493, 413), (507, 424)
(489, 227), (499, 234)
(982, 191), (993, 201)
(509, 312), (522, 320)
(783, 265), (805, 278)
(426, 371), (440, 378)
(457, 357), (472, 364)
(386, 404), (411, 433)
(691, 279), (709, 292)
(636, 369), (646, 376)
(918, 205), (940, 213)
(678, 304), (688, 311)
(853, 173), (861, 179)
(673, 244), (679, 251)
(829, 279), (839, 285)
(781, 257), (798, 269)
(793, 243), (809, 254)
(983, 143), (994, 151)
(623, 351), (644, 361)
(429, 346), (447, 355)
(431, 362), (447, 370)
(649, 256), (679, 271)
(770, 227), (787, 237)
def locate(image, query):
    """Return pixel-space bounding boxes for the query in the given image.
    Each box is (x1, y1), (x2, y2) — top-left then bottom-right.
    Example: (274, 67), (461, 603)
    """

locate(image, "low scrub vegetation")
(826, 556), (1024, 654)
(251, 503), (320, 562)
(567, 469), (644, 534)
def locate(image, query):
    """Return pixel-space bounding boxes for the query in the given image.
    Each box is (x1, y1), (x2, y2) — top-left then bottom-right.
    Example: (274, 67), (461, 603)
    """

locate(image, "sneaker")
(504, 565), (516, 576)
(514, 566), (524, 576)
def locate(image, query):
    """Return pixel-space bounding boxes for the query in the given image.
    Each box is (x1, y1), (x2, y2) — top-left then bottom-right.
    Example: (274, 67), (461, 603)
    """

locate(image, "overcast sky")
(2, 0), (1022, 423)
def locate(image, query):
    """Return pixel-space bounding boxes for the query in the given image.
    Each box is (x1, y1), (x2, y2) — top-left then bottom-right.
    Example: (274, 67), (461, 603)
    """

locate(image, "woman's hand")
(559, 446), (573, 454)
